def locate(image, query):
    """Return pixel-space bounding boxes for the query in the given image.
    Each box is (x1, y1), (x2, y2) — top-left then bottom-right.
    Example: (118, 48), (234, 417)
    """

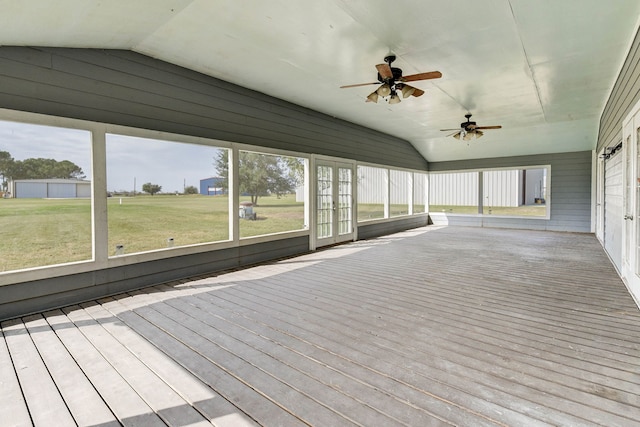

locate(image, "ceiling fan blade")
(340, 82), (380, 89)
(376, 63), (393, 80)
(411, 88), (425, 97)
(440, 128), (460, 132)
(475, 125), (502, 130)
(401, 71), (442, 82)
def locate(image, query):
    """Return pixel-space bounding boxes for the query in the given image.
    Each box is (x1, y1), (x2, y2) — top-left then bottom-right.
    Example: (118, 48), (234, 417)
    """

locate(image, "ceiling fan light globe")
(401, 85), (416, 98)
(366, 91), (379, 103)
(453, 132), (461, 140)
(377, 84), (391, 97)
(476, 131), (484, 139)
(463, 131), (473, 141)
(388, 94), (401, 104)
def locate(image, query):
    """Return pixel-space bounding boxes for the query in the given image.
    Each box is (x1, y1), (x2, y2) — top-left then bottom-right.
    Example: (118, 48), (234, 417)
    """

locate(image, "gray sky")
(0, 120), (222, 193)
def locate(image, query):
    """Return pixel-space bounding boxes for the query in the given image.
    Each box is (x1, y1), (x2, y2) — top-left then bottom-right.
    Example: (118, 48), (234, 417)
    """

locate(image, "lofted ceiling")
(1, 0), (640, 162)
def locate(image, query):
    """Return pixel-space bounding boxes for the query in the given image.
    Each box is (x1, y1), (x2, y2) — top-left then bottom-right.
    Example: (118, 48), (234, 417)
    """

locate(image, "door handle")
(624, 214), (634, 220)
(332, 201), (336, 211)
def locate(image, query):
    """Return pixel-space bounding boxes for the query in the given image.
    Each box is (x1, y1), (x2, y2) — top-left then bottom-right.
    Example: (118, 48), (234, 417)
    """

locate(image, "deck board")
(21, 314), (120, 427)
(2, 226), (640, 426)
(1, 318), (76, 426)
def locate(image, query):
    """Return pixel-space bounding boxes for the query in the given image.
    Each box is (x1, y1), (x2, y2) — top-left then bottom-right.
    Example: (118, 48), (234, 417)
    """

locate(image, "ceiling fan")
(441, 113), (502, 141)
(340, 54), (442, 104)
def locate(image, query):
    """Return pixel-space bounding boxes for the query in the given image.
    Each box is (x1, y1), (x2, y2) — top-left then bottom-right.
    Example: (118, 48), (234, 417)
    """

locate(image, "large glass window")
(0, 120), (92, 271)
(429, 172), (479, 214)
(413, 172), (427, 214)
(429, 167), (549, 217)
(482, 168), (548, 217)
(106, 134), (229, 255)
(232, 150), (305, 238)
(357, 165), (386, 221)
(390, 169), (410, 217)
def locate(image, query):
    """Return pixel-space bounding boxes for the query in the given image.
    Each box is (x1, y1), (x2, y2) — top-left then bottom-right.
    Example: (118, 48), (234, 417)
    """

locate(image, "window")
(429, 171), (479, 214)
(413, 172), (427, 214)
(0, 120), (92, 271)
(482, 168), (547, 217)
(357, 165), (386, 221)
(234, 150), (306, 238)
(106, 134), (229, 255)
(429, 167), (550, 217)
(390, 169), (410, 217)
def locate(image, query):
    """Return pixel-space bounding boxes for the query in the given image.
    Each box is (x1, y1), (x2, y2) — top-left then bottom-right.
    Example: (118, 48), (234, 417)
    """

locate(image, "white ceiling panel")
(1, 0), (639, 163)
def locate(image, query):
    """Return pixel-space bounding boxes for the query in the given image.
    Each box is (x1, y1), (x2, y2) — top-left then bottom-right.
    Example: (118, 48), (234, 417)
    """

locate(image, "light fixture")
(388, 92), (401, 104)
(377, 83), (391, 97)
(475, 130), (483, 139)
(463, 131), (473, 141)
(400, 84), (416, 98)
(366, 91), (379, 103)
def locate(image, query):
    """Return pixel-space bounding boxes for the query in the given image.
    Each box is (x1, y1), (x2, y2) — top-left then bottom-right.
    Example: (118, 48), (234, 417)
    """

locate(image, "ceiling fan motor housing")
(377, 67), (403, 83)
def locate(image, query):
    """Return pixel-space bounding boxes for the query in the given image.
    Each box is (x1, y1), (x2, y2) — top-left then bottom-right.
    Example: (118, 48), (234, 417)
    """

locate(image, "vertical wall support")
(229, 146), (240, 243)
(478, 171), (484, 214)
(384, 168), (391, 219)
(92, 127), (109, 266)
(308, 155), (317, 251)
(408, 172), (414, 215)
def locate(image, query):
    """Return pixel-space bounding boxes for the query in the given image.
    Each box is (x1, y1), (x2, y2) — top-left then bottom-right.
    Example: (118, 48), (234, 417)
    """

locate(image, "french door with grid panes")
(315, 160), (354, 247)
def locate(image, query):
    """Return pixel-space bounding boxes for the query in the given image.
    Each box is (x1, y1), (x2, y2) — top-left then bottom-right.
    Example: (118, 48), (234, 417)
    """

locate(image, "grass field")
(0, 194), (304, 272)
(429, 204), (547, 216)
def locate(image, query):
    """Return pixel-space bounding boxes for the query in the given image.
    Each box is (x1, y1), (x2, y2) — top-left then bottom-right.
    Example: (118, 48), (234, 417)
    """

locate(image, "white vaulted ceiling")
(1, 0), (639, 162)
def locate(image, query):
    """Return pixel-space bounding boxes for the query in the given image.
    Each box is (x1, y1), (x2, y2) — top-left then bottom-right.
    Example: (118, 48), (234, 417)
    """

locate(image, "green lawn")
(429, 204), (547, 216)
(0, 194), (304, 271)
(0, 198), (92, 271)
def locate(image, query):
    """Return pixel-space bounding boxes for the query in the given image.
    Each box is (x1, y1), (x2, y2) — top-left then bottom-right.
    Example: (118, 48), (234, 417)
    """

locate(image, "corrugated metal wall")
(428, 172), (478, 206)
(14, 182), (47, 198)
(357, 166), (387, 204)
(483, 170), (520, 208)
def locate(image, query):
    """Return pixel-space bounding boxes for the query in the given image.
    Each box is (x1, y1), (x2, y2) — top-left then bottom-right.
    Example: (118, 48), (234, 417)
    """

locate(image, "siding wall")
(428, 151), (592, 232)
(0, 47), (427, 170)
(598, 27), (640, 151)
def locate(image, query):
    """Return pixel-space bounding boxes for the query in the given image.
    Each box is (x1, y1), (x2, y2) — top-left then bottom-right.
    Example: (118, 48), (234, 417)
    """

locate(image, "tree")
(0, 151), (85, 181)
(184, 185), (198, 195)
(213, 150), (299, 206)
(0, 151), (13, 191)
(142, 182), (162, 196)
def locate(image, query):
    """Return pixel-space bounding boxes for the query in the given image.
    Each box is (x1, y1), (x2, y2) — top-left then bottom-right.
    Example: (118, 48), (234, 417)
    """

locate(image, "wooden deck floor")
(2, 226), (640, 426)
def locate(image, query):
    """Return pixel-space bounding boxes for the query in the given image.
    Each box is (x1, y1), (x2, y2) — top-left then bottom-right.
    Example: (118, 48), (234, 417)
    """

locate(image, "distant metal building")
(199, 177), (226, 195)
(8, 179), (91, 198)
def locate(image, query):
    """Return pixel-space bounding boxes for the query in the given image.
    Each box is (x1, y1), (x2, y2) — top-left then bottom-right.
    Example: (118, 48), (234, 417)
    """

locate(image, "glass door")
(315, 160), (354, 247)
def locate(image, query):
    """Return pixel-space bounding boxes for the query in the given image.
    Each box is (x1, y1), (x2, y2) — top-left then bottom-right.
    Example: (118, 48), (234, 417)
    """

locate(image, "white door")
(622, 110), (640, 297)
(315, 160), (354, 247)
(604, 147), (623, 273)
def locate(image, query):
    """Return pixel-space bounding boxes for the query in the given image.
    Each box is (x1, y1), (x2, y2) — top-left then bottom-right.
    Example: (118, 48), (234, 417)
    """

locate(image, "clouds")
(0, 120), (92, 178)
(0, 120), (223, 193)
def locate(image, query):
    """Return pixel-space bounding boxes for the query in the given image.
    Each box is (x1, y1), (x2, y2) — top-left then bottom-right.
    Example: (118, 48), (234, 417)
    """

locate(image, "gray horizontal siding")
(0, 47), (427, 170)
(598, 26), (640, 151)
(0, 236), (309, 322)
(357, 216), (429, 240)
(428, 151), (592, 232)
